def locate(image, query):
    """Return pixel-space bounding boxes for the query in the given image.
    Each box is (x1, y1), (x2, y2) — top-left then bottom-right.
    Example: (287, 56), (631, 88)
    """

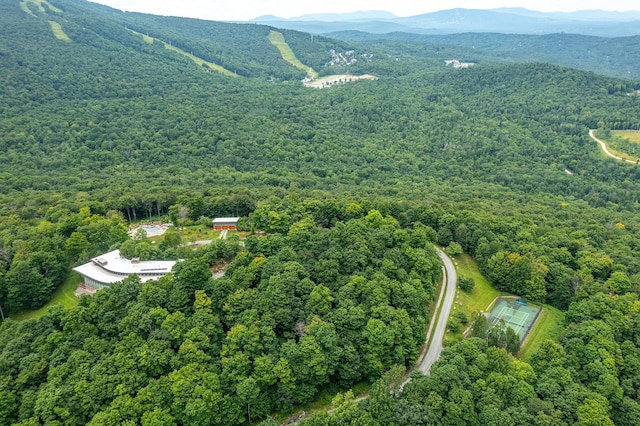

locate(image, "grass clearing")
(520, 304), (565, 361)
(268, 31), (318, 79)
(615, 130), (640, 144)
(163, 43), (236, 77)
(179, 225), (221, 242)
(10, 272), (80, 321)
(49, 21), (71, 42)
(444, 253), (508, 345)
(127, 29), (236, 77)
(595, 130), (640, 162)
(21, 0), (62, 14)
(448, 253), (565, 359)
(20, 1), (36, 16)
(610, 130), (640, 160)
(453, 253), (508, 316)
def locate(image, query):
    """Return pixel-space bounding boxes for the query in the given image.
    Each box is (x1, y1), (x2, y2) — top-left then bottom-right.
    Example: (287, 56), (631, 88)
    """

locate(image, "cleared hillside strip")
(127, 29), (237, 77)
(268, 30), (318, 79)
(21, 0), (62, 15)
(49, 21), (71, 42)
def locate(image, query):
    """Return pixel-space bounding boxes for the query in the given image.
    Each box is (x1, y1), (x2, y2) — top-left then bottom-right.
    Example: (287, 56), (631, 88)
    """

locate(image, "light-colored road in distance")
(589, 129), (637, 164)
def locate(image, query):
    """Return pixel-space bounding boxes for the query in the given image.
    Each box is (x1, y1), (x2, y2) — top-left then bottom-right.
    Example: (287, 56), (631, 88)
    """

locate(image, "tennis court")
(488, 297), (541, 343)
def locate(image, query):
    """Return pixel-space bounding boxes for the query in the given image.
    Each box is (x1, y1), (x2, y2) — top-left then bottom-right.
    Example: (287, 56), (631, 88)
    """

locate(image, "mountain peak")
(253, 10), (397, 22)
(252, 14), (284, 21)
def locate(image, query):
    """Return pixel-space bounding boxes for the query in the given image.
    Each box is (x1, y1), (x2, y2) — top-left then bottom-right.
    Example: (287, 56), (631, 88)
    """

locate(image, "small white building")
(73, 249), (177, 291)
(212, 217), (239, 230)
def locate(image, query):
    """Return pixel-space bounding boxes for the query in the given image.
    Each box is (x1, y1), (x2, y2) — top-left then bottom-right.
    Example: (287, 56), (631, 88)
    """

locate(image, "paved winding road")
(416, 248), (457, 374)
(589, 129), (638, 164)
(286, 247), (458, 423)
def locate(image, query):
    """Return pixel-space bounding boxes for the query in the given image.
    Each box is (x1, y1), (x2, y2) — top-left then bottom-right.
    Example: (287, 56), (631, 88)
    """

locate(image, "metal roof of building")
(212, 217), (239, 223)
(73, 249), (177, 285)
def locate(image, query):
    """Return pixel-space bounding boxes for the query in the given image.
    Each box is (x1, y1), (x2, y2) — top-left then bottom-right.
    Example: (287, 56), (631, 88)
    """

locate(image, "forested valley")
(2, 0), (640, 424)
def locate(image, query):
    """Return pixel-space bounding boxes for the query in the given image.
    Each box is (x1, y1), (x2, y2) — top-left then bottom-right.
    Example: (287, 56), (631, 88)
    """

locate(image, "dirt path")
(589, 129), (638, 164)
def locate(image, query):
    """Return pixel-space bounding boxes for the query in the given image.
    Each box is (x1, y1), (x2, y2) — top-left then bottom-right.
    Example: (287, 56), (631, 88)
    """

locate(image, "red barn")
(212, 217), (239, 230)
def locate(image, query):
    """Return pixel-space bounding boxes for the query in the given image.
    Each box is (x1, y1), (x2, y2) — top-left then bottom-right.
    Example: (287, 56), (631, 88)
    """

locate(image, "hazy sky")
(91, 0), (640, 21)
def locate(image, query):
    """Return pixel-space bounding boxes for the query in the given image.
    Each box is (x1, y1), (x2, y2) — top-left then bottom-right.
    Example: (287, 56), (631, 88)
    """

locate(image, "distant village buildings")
(445, 59), (475, 69)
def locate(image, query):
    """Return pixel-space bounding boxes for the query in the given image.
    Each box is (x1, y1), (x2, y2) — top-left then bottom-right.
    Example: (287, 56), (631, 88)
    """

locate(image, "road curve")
(589, 129), (638, 164)
(416, 248), (457, 374)
(285, 247), (458, 423)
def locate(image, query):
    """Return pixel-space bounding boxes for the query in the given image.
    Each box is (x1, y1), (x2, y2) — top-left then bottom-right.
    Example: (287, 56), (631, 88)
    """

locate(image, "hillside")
(330, 31), (640, 81)
(2, 1), (640, 425)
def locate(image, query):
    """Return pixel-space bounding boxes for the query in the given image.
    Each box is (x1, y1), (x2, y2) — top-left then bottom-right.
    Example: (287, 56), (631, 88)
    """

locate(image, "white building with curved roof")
(73, 249), (177, 290)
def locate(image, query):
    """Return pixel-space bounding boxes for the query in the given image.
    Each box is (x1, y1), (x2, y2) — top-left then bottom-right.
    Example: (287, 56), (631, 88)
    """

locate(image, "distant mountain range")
(251, 8), (640, 37)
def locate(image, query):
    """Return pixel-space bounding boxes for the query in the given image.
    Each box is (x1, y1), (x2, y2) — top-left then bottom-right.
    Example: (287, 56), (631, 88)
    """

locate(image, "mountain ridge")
(252, 7), (640, 36)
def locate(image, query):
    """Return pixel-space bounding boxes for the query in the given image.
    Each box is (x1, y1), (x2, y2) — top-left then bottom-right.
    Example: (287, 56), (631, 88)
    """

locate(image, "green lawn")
(447, 253), (565, 359)
(445, 253), (508, 344)
(179, 225), (222, 242)
(10, 272), (80, 321)
(453, 253), (508, 317)
(519, 304), (565, 361)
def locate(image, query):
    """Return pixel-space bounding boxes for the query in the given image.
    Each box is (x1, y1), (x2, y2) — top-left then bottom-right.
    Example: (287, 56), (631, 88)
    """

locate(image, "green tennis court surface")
(488, 298), (541, 343)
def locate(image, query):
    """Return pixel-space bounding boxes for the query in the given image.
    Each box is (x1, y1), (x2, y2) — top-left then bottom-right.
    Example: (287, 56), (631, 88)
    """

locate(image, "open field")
(605, 130), (640, 161)
(591, 130), (640, 162)
(452, 253), (509, 316)
(180, 224), (221, 242)
(49, 21), (71, 42)
(10, 273), (80, 321)
(268, 31), (318, 79)
(450, 253), (565, 358)
(445, 253), (507, 345)
(615, 130), (640, 143)
(611, 130), (640, 159)
(520, 305), (565, 360)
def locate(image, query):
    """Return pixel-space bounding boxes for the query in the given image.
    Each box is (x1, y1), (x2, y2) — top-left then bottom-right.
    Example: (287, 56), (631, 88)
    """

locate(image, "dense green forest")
(3, 0), (640, 424)
(294, 292), (640, 426)
(330, 31), (640, 81)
